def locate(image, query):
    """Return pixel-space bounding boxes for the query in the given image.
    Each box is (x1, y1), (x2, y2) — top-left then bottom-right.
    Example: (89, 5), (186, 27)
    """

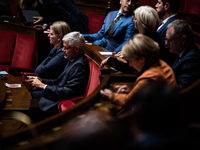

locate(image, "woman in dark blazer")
(35, 21), (71, 79)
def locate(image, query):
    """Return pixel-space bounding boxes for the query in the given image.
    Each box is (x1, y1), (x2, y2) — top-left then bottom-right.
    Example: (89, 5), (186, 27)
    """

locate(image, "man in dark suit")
(155, 0), (181, 66)
(83, 0), (138, 53)
(28, 32), (90, 114)
(166, 20), (200, 90)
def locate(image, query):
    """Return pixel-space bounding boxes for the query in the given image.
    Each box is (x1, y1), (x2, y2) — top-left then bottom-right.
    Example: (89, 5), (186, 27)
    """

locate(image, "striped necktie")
(108, 13), (124, 33)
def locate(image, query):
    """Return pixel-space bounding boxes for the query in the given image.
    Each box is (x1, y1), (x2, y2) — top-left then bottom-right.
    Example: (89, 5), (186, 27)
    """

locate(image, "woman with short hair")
(100, 34), (177, 106)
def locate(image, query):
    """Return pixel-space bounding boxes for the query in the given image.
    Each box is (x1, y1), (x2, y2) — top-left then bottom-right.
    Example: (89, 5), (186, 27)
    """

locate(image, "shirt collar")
(162, 14), (177, 24)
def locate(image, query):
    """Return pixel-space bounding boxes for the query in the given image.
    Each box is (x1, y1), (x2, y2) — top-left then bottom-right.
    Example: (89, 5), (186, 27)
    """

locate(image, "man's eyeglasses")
(166, 36), (180, 43)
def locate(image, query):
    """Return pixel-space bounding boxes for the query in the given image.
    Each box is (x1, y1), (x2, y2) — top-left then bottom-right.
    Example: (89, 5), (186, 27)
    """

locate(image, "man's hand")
(26, 76), (45, 89)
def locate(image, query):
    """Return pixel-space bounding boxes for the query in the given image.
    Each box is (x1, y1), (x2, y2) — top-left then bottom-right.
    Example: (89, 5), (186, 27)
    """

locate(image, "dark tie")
(108, 13), (124, 33)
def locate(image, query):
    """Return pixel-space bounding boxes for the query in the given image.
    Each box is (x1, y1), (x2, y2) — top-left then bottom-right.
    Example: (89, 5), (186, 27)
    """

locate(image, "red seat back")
(11, 34), (36, 68)
(84, 57), (101, 97)
(0, 30), (16, 64)
(83, 12), (105, 34)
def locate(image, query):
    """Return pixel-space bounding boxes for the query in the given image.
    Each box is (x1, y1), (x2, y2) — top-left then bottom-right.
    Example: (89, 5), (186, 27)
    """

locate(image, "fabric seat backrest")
(83, 12), (105, 34)
(11, 33), (36, 68)
(0, 30), (16, 64)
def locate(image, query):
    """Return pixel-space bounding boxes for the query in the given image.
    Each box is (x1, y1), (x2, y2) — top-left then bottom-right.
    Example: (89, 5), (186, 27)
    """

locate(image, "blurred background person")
(18, 0), (89, 33)
(126, 81), (188, 150)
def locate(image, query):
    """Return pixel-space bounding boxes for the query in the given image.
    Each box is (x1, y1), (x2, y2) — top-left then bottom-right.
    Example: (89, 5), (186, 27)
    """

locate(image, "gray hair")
(167, 20), (194, 42)
(62, 32), (85, 51)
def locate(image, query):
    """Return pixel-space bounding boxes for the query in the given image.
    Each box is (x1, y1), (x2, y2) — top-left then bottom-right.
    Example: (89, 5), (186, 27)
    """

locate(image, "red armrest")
(58, 96), (84, 112)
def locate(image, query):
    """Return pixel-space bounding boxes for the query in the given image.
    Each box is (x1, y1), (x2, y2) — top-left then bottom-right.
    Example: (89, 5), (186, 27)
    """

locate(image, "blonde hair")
(134, 5), (159, 33)
(20, 0), (38, 9)
(50, 21), (71, 49)
(122, 34), (160, 66)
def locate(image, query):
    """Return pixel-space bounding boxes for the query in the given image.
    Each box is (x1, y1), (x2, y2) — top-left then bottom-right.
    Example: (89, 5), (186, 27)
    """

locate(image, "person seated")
(100, 5), (165, 73)
(84, 0), (139, 53)
(26, 32), (90, 114)
(18, 0), (89, 33)
(35, 21), (71, 79)
(165, 20), (200, 90)
(155, 0), (181, 66)
(100, 34), (177, 106)
(126, 81), (188, 150)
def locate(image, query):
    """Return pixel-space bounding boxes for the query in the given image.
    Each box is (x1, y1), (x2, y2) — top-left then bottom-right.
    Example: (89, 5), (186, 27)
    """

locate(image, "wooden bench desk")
(0, 74), (32, 111)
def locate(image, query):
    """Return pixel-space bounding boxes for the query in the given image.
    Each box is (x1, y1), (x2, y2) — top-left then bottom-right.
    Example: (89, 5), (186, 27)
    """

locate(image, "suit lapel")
(105, 11), (118, 33)
(112, 16), (125, 33)
(56, 60), (71, 81)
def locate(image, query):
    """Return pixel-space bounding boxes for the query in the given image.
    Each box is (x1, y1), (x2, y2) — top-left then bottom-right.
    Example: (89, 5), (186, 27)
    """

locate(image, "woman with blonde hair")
(35, 21), (71, 79)
(134, 5), (159, 33)
(100, 34), (177, 106)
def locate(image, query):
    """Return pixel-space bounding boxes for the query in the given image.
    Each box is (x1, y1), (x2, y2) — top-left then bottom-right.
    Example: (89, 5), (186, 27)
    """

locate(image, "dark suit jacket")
(157, 15), (179, 44)
(35, 47), (68, 79)
(172, 44), (200, 90)
(84, 10), (138, 53)
(32, 53), (90, 113)
(42, 0), (89, 33)
(157, 15), (179, 66)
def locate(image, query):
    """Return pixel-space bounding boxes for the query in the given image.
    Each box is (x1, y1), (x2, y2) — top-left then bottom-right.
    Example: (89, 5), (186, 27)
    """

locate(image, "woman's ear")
(57, 35), (61, 41)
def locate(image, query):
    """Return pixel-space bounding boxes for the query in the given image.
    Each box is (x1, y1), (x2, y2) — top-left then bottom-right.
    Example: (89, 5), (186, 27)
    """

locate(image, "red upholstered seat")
(58, 57), (101, 112)
(83, 12), (105, 34)
(0, 30), (16, 64)
(8, 1), (19, 17)
(11, 34), (36, 69)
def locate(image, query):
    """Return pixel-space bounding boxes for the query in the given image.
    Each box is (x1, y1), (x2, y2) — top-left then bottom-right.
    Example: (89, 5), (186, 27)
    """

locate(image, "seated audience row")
(26, 32), (90, 117)
(84, 0), (181, 66)
(13, 0), (199, 118)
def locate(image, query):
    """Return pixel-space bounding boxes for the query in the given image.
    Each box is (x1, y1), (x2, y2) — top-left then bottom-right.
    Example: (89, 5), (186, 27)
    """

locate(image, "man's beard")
(158, 8), (165, 20)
